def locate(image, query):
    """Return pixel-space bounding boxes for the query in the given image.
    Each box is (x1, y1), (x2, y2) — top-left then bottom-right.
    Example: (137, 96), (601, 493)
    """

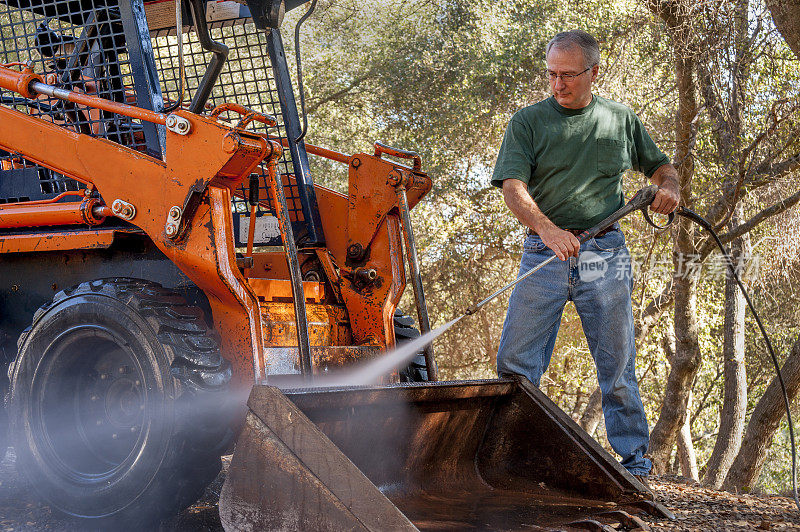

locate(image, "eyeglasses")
(545, 65), (594, 82)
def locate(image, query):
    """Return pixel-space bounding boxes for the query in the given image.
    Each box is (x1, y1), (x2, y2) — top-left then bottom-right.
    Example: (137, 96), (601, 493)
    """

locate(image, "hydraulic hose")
(677, 206), (799, 512)
(186, 0), (229, 114)
(293, 0), (317, 143)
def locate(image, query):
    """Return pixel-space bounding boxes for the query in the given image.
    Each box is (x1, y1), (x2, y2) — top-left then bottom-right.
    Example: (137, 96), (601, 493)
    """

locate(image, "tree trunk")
(650, 271), (702, 473)
(703, 212), (750, 488)
(579, 386), (603, 435)
(646, 1), (701, 475)
(766, 0), (800, 58)
(724, 336), (800, 490)
(677, 392), (699, 481)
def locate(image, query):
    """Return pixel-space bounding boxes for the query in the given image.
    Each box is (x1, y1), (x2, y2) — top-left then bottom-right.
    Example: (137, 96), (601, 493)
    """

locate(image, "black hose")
(293, 0), (317, 143)
(186, 0), (229, 114)
(678, 206), (799, 511)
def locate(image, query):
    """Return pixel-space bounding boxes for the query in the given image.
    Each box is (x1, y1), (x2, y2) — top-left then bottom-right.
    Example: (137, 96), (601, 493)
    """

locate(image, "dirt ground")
(2, 448), (799, 531)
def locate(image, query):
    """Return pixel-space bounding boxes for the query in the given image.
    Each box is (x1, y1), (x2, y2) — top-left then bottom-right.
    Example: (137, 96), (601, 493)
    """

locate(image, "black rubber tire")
(8, 278), (232, 527)
(395, 310), (430, 382)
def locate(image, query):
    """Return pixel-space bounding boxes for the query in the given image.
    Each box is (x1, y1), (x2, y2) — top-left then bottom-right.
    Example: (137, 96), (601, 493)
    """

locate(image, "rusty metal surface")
(219, 386), (416, 532)
(0, 228), (133, 253)
(260, 300), (346, 345)
(222, 378), (669, 531)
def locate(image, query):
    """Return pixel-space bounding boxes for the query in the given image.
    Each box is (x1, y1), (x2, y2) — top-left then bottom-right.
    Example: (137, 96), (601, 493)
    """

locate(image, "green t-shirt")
(491, 95), (669, 230)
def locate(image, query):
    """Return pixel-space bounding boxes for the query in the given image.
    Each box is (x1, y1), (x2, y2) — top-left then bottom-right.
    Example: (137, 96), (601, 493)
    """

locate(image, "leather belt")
(525, 226), (617, 238)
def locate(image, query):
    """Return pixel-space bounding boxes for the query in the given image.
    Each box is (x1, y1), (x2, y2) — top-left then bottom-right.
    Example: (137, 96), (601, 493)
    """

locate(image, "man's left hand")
(650, 164), (680, 214)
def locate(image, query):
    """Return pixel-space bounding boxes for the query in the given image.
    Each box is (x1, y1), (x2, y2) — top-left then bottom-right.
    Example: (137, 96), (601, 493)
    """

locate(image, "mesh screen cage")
(0, 0), (323, 246)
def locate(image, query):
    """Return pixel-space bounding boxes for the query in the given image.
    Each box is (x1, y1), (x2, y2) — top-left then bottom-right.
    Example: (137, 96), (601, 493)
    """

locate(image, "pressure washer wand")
(464, 185), (665, 316)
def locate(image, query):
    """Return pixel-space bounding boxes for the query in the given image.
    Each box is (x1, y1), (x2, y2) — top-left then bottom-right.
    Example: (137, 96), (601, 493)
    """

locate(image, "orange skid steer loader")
(0, 0), (669, 529)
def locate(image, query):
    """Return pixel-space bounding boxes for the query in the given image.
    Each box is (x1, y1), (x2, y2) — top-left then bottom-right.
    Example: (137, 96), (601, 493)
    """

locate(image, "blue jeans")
(496, 228), (652, 475)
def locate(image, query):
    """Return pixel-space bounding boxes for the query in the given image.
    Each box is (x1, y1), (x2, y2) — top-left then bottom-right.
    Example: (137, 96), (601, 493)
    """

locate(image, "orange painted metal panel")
(0, 229), (120, 253)
(172, 186), (266, 386)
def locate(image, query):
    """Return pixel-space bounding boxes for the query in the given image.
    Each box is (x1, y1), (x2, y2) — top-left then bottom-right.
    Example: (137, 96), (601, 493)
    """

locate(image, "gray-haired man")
(491, 30), (680, 483)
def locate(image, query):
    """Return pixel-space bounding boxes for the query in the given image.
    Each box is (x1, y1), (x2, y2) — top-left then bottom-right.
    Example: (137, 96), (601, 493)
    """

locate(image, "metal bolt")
(134, 380), (141, 387)
(96, 420), (102, 426)
(130, 426), (137, 433)
(168, 206), (182, 220)
(166, 115), (191, 135)
(112, 433), (118, 440)
(112, 199), (136, 220)
(91, 395), (99, 401)
(347, 243), (364, 261)
(387, 169), (403, 186)
(100, 374), (107, 380)
(351, 157), (361, 168)
(222, 133), (239, 153)
(165, 224), (177, 237)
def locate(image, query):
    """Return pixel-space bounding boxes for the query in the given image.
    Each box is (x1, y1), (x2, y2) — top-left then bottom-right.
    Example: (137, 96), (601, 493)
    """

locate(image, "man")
(491, 30), (680, 484)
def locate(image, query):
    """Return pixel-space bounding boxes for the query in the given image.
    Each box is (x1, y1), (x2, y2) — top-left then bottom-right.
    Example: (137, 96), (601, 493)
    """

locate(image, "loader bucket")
(219, 378), (671, 531)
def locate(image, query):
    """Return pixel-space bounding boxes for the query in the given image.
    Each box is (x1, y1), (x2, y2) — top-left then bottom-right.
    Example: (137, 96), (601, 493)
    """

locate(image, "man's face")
(545, 45), (598, 109)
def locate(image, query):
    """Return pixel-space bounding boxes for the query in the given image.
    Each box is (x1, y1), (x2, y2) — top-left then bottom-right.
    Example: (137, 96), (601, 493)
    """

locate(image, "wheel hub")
(37, 331), (148, 477)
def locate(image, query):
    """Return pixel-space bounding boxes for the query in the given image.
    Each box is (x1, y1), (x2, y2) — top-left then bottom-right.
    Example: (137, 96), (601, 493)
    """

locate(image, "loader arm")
(0, 75), (277, 385)
(309, 147), (431, 348)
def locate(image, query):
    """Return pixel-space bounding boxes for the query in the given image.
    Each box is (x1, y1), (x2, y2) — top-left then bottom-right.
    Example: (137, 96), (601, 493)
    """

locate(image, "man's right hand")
(535, 224), (580, 261)
(502, 179), (580, 260)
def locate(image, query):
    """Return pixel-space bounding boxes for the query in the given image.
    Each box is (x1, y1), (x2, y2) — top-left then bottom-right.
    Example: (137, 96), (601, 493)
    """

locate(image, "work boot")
(634, 474), (655, 500)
